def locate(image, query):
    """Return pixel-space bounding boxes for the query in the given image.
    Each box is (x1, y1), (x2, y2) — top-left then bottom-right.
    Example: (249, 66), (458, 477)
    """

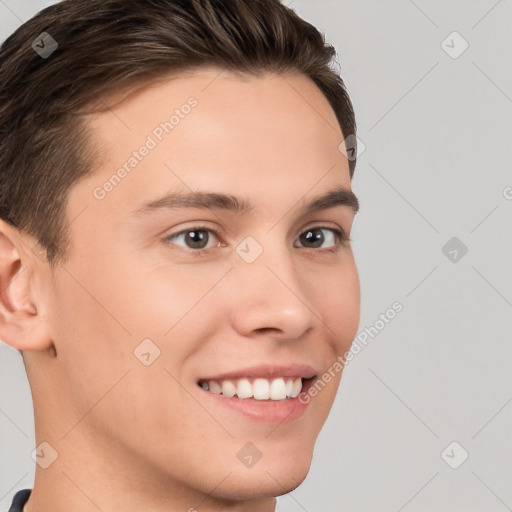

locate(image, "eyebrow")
(130, 186), (359, 217)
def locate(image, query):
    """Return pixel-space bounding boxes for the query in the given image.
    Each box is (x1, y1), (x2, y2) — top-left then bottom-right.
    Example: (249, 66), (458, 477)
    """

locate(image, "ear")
(0, 219), (53, 351)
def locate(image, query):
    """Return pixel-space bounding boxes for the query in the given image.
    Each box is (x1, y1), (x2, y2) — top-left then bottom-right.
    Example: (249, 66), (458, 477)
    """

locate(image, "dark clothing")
(7, 489), (31, 512)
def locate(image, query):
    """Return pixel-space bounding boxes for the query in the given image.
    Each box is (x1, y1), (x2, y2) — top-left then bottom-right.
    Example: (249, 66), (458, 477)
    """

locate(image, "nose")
(228, 247), (316, 341)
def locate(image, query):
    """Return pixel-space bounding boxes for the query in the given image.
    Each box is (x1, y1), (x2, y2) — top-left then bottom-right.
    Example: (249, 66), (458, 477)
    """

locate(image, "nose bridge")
(229, 235), (316, 338)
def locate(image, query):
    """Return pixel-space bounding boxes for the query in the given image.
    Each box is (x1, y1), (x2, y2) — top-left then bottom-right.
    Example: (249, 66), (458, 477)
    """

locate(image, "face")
(27, 68), (360, 504)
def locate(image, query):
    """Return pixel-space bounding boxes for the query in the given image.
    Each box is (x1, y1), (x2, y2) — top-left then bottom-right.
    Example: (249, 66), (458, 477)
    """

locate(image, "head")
(0, 0), (359, 508)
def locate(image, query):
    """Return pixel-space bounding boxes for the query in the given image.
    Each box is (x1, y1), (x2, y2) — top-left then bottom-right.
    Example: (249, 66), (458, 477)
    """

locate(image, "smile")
(197, 377), (306, 401)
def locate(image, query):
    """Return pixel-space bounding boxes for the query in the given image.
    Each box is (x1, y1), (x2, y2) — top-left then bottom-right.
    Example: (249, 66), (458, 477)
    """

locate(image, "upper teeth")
(200, 377), (303, 400)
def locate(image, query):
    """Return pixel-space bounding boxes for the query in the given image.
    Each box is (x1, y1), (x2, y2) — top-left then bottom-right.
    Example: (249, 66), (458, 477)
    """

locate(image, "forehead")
(68, 68), (351, 224)
(86, 66), (344, 161)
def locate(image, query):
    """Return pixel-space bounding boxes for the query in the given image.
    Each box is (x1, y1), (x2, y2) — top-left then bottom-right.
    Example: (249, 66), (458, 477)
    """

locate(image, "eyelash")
(163, 224), (351, 255)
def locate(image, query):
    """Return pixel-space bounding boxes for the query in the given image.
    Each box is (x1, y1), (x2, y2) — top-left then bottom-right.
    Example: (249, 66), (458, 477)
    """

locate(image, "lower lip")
(197, 378), (315, 424)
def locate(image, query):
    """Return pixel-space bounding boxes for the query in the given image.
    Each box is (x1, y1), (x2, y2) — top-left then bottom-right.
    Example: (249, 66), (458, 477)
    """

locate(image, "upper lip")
(198, 364), (318, 382)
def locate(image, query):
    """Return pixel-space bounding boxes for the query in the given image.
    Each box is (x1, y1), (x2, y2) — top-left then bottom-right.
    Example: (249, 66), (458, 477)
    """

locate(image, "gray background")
(1, 0), (511, 511)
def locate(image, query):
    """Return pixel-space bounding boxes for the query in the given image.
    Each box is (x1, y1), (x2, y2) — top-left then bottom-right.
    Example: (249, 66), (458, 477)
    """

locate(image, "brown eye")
(294, 227), (345, 249)
(165, 227), (219, 250)
(183, 230), (209, 249)
(299, 228), (324, 248)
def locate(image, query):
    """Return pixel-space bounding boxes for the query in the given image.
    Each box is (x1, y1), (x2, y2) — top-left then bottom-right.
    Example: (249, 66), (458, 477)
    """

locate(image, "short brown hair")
(0, 0), (357, 267)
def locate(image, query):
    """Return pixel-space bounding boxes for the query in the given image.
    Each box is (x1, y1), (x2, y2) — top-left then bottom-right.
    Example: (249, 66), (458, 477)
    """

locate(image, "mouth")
(197, 376), (316, 401)
(195, 364), (318, 423)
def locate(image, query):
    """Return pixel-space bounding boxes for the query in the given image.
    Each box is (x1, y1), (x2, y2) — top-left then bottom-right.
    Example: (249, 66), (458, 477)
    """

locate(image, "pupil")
(186, 230), (208, 249)
(302, 229), (323, 248)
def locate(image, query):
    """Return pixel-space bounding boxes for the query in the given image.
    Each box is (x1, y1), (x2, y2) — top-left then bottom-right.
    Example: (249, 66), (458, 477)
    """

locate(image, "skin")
(0, 67), (360, 512)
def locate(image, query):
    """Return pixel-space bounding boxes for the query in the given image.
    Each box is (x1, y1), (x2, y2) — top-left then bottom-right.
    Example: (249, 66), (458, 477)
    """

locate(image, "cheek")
(307, 255), (360, 349)
(68, 242), (229, 340)
(122, 260), (232, 339)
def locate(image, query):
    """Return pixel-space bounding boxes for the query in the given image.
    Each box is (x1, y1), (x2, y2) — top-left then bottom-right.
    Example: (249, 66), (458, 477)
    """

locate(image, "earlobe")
(0, 220), (53, 351)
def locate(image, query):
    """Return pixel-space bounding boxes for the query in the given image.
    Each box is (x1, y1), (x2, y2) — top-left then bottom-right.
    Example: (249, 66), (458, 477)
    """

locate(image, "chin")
(211, 452), (313, 501)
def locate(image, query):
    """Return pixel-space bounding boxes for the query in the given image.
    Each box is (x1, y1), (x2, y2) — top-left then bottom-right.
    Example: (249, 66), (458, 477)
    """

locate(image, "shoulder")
(7, 489), (31, 512)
